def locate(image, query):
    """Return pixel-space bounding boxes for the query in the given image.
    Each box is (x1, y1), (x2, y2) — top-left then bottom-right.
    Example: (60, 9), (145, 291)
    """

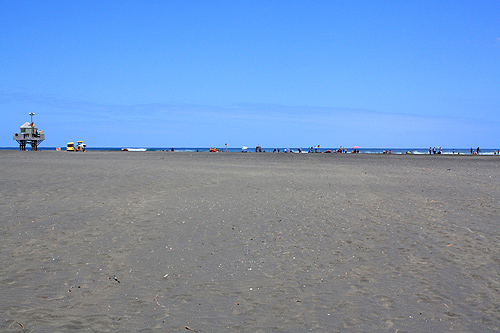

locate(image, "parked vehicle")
(75, 141), (86, 152)
(67, 141), (86, 151)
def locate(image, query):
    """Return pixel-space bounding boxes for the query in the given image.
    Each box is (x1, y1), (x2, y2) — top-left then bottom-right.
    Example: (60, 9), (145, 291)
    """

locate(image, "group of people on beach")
(307, 146), (322, 153)
(428, 147), (482, 155)
(212, 146), (499, 155)
(306, 146), (357, 153)
(267, 145), (354, 153)
(429, 147), (443, 154)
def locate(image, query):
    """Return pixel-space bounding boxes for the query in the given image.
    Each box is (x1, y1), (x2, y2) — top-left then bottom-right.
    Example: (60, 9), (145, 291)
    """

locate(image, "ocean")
(2, 147), (499, 155)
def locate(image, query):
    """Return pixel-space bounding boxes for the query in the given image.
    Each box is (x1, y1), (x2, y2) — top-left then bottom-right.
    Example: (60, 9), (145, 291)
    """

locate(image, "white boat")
(122, 148), (147, 152)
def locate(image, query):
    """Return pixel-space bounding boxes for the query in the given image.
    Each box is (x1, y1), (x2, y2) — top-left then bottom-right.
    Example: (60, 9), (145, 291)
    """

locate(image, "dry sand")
(1, 150), (500, 332)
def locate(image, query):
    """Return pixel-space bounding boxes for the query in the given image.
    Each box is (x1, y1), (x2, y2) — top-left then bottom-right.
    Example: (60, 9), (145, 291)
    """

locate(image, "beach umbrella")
(352, 146), (359, 149)
(242, 146), (248, 150)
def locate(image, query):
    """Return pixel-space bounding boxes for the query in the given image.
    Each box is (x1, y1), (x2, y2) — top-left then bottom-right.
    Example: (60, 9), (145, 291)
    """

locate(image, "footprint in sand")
(373, 295), (394, 309)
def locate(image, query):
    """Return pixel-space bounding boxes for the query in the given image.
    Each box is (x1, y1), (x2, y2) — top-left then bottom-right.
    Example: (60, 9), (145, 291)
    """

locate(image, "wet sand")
(1, 151), (500, 332)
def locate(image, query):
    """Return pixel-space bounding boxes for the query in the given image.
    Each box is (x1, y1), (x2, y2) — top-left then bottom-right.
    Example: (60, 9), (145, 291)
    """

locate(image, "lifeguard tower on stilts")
(13, 113), (45, 151)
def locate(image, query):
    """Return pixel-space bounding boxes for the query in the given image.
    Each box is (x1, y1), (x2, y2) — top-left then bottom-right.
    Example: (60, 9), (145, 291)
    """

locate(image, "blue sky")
(1, 1), (499, 148)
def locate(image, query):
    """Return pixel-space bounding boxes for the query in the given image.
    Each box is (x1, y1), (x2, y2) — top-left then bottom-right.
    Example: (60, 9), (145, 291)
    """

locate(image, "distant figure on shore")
(477, 147), (480, 154)
(470, 147), (473, 154)
(429, 147), (432, 154)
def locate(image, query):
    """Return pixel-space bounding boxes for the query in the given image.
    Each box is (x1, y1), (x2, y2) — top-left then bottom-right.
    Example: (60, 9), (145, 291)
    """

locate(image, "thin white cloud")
(2, 90), (497, 125)
(2, 90), (499, 148)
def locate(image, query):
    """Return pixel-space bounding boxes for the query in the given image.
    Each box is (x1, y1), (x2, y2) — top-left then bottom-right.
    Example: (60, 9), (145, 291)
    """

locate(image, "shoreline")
(1, 148), (499, 156)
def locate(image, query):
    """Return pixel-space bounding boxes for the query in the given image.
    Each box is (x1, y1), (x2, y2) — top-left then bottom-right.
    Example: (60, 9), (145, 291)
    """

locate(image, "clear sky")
(1, 1), (499, 148)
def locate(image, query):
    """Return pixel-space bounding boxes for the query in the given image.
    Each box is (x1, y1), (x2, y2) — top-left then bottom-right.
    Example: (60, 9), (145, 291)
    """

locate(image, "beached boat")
(122, 148), (147, 152)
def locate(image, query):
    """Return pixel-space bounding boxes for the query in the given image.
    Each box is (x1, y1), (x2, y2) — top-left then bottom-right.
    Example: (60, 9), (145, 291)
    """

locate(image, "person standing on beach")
(477, 147), (480, 154)
(429, 147), (432, 154)
(471, 147), (473, 154)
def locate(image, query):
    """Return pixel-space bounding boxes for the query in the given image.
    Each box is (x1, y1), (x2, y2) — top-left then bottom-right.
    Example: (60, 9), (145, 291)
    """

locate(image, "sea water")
(1, 147), (499, 155)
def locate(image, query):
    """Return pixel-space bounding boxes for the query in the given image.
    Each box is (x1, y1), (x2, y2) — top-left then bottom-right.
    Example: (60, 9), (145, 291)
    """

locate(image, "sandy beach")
(1, 150), (499, 331)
